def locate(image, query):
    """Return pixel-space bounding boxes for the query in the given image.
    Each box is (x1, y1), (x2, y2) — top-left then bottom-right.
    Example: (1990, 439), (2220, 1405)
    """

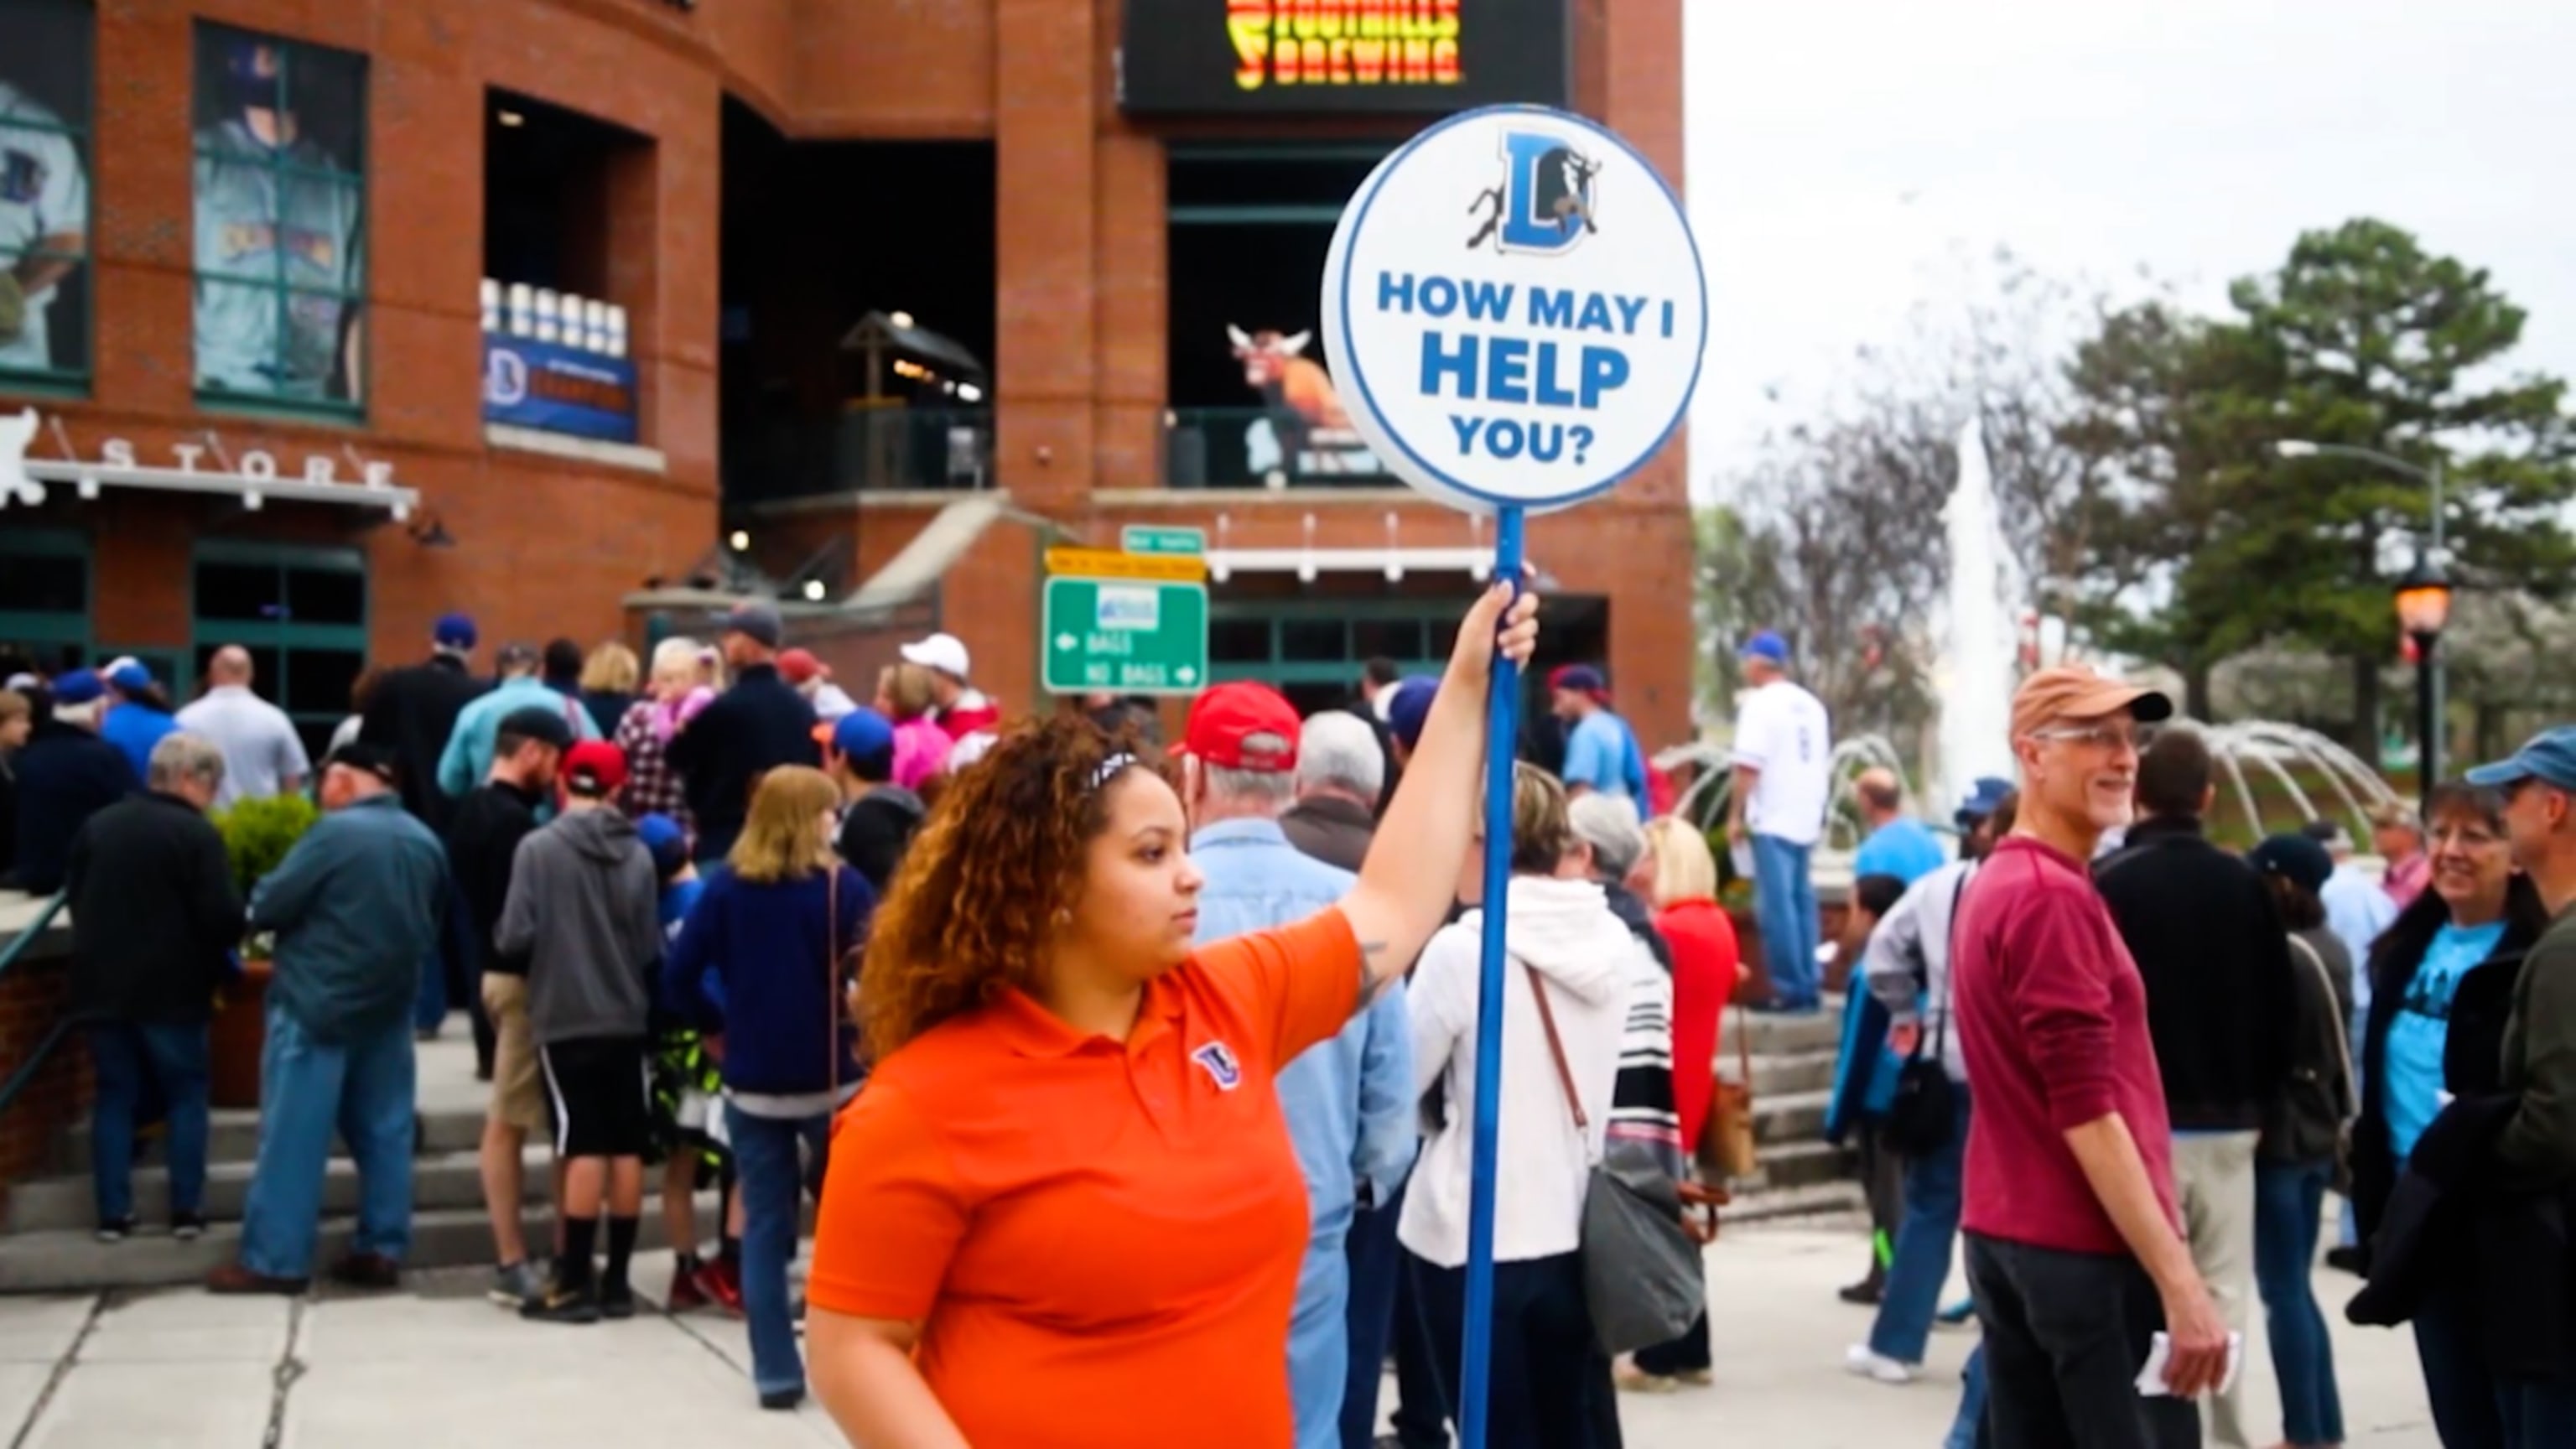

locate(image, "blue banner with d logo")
(482, 335), (639, 444)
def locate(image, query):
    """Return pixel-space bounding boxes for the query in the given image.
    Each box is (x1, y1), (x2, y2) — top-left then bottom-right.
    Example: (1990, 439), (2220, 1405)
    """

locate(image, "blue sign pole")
(1457, 503), (1525, 1449)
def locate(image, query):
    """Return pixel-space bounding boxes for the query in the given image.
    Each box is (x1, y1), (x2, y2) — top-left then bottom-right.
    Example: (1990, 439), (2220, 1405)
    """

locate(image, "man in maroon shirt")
(1953, 664), (2229, 1448)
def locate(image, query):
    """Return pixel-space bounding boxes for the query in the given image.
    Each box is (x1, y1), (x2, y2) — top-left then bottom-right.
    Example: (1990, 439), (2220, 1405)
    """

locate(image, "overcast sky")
(1681, 0), (2576, 501)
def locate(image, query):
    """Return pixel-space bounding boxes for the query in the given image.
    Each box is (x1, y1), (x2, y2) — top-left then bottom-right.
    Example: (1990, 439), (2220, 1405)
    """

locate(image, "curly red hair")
(860, 710), (1166, 1059)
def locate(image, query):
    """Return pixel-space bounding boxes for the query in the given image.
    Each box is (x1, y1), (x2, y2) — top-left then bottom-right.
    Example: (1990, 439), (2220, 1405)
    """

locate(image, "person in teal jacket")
(210, 743), (449, 1295)
(1826, 872), (1909, 1304)
(437, 643), (600, 802)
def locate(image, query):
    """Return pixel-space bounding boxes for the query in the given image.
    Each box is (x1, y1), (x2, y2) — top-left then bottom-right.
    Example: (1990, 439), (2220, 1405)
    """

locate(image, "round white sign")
(1322, 105), (1707, 515)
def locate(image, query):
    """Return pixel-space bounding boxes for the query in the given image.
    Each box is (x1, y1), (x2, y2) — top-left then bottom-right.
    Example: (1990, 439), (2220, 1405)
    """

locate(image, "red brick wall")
(9, 0), (1693, 748)
(0, 946), (84, 1202)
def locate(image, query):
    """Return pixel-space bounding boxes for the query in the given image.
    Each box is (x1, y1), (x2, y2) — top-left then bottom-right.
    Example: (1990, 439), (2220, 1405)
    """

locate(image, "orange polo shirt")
(808, 907), (1363, 1447)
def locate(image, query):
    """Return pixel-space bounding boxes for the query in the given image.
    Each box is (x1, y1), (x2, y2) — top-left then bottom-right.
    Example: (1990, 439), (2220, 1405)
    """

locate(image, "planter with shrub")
(209, 794), (319, 1109)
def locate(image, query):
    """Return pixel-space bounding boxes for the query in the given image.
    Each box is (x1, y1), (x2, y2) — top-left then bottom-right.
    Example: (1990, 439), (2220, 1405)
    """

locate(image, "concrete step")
(1749, 1088), (1831, 1145)
(0, 1193), (724, 1293)
(1727, 1138), (1854, 1192)
(1719, 1179), (1867, 1228)
(62, 1104), (487, 1173)
(1747, 1051), (1837, 1097)
(1732, 1005), (1844, 1057)
(7, 1148), (557, 1236)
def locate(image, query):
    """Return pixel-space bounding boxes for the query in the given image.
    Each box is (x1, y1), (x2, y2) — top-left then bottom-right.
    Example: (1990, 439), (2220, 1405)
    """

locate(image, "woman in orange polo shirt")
(803, 584), (1540, 1448)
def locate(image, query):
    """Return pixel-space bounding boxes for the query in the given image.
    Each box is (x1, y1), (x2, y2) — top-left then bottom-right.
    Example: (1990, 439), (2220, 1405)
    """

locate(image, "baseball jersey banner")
(0, 44), (92, 377)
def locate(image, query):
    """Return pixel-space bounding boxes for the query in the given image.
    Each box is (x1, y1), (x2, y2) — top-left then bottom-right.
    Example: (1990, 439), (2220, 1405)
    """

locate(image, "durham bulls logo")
(1466, 132), (1602, 257)
(1192, 1041), (1244, 1092)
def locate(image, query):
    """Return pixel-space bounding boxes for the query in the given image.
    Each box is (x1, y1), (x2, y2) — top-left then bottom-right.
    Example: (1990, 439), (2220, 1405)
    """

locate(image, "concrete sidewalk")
(0, 1227), (2438, 1446)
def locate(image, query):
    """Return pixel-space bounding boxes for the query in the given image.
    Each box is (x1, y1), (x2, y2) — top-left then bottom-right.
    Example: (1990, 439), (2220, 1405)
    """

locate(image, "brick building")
(0, 0), (1694, 760)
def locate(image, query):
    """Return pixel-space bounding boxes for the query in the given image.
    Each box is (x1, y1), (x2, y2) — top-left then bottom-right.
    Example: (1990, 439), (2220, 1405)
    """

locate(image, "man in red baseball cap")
(1173, 679), (1417, 1449)
(495, 737), (663, 1323)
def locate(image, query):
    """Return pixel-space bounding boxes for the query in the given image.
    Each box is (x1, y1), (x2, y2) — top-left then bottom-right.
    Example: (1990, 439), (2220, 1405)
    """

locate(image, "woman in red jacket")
(1621, 816), (1741, 1390)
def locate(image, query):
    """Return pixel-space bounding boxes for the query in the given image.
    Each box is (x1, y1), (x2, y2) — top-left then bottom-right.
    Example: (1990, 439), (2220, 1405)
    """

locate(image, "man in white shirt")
(1728, 631), (1833, 1012)
(0, 79), (90, 376)
(175, 646), (311, 808)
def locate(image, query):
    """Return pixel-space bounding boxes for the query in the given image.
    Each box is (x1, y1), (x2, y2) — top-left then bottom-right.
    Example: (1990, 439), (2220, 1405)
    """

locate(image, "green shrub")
(214, 793), (320, 900)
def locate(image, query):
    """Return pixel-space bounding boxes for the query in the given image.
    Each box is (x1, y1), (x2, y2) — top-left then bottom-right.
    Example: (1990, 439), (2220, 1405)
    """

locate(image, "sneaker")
(170, 1213), (205, 1242)
(94, 1217), (135, 1244)
(599, 1281), (637, 1321)
(326, 1252), (400, 1291)
(1843, 1344), (1916, 1385)
(490, 1261), (545, 1309)
(758, 1388), (805, 1412)
(520, 1281), (601, 1325)
(1937, 1297), (1976, 1327)
(694, 1257), (744, 1317)
(665, 1258), (709, 1313)
(1837, 1277), (1883, 1306)
(1614, 1364), (1684, 1394)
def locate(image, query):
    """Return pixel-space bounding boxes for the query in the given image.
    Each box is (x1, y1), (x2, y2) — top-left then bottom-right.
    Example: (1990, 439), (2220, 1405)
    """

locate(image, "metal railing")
(0, 893), (75, 1117)
(725, 406), (995, 501)
(1162, 407), (1403, 489)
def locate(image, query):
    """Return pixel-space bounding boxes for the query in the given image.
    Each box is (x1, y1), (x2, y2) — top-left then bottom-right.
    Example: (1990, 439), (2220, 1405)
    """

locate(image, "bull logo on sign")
(1467, 132), (1602, 257)
(1225, 325), (1379, 486)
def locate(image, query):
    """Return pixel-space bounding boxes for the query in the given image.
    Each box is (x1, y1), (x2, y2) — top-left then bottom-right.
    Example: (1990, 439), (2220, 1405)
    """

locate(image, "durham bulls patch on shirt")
(1191, 1041), (1244, 1091)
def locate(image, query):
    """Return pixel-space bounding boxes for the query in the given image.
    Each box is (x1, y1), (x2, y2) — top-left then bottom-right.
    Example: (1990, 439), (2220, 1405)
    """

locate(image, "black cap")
(325, 740), (400, 787)
(496, 704), (575, 751)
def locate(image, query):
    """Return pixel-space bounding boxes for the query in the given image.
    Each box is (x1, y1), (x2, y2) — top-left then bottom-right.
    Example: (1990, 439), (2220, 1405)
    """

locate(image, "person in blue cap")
(99, 660), (178, 782)
(2420, 726), (2576, 1441)
(814, 708), (923, 896)
(360, 610), (490, 837)
(637, 811), (735, 1315)
(1384, 676), (1439, 770)
(1547, 663), (1649, 805)
(8, 667), (138, 895)
(1727, 630), (1833, 1012)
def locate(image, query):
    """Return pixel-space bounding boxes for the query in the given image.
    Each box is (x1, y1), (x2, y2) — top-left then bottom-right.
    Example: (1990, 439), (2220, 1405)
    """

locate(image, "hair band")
(1089, 751), (1137, 792)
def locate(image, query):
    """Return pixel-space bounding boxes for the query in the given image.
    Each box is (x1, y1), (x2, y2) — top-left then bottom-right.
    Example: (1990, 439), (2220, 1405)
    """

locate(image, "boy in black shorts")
(495, 740), (662, 1322)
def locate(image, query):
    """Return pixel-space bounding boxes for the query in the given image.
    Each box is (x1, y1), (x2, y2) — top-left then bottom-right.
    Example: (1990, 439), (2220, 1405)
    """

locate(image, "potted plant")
(209, 794), (319, 1109)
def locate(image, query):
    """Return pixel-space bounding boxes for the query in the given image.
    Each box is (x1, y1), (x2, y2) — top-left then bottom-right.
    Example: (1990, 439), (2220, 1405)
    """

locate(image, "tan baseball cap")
(2009, 664), (2174, 742)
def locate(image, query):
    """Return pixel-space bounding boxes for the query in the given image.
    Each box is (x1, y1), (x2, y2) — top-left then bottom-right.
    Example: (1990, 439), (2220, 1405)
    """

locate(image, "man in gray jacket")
(496, 740), (660, 1324)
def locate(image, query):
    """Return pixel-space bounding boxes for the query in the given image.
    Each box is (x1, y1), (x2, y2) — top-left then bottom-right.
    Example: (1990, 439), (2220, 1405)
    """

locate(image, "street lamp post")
(2394, 553), (2454, 815)
(2276, 439), (2449, 799)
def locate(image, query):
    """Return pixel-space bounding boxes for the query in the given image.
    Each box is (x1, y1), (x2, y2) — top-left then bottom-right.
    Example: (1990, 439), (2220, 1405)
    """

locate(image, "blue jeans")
(728, 1104), (830, 1400)
(87, 1021), (211, 1223)
(2253, 1159), (2342, 1445)
(2416, 1278), (2576, 1448)
(238, 1006), (416, 1280)
(1946, 1343), (1987, 1449)
(1340, 1189), (1406, 1449)
(1752, 833), (1819, 1009)
(1868, 1084), (1970, 1363)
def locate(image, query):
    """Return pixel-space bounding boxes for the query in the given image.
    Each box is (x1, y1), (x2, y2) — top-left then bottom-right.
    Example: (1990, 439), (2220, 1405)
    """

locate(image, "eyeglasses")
(2430, 823), (2504, 850)
(2025, 722), (2157, 752)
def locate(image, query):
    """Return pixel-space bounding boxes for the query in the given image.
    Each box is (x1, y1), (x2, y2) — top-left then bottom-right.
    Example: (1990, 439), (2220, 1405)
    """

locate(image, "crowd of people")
(12, 585), (2576, 1448)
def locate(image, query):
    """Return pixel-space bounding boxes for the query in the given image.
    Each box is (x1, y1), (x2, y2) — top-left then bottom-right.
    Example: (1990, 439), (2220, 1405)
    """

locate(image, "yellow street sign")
(1044, 548), (1209, 582)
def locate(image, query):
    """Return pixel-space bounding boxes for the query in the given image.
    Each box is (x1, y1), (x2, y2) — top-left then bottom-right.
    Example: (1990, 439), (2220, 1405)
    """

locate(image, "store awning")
(2, 409), (419, 518)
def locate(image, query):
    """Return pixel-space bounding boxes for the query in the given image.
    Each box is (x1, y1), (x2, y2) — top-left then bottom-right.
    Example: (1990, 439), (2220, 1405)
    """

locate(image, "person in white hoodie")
(1400, 761), (1644, 1449)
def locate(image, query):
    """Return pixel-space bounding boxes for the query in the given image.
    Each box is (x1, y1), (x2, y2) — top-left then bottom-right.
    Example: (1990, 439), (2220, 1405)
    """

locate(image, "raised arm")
(1339, 583), (1538, 1000)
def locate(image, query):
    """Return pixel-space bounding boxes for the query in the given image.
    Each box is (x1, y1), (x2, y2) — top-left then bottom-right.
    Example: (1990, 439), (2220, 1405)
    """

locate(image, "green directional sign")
(1119, 524), (1206, 557)
(1042, 576), (1209, 696)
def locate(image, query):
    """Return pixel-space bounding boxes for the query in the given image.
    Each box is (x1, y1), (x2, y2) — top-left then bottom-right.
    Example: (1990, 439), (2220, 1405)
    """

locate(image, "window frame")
(0, 0), (99, 394)
(189, 21), (371, 420)
(0, 527), (93, 664)
(188, 539), (369, 758)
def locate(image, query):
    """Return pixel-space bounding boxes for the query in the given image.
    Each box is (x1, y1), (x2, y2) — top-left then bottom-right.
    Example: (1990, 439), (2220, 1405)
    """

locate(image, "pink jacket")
(891, 716), (953, 792)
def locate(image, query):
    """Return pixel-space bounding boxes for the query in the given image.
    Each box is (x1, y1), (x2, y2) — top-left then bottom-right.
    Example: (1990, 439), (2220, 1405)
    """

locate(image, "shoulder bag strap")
(1932, 867), (1971, 1060)
(1523, 963), (1588, 1131)
(2288, 933), (2356, 1120)
(827, 866), (842, 1097)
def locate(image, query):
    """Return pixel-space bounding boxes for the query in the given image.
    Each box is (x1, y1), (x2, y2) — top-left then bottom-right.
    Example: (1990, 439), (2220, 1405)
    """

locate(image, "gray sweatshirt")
(1862, 858), (1980, 1083)
(495, 804), (661, 1046)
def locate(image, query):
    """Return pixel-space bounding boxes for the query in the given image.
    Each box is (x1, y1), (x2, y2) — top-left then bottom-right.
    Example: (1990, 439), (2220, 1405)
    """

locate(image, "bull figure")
(1228, 325), (1351, 430)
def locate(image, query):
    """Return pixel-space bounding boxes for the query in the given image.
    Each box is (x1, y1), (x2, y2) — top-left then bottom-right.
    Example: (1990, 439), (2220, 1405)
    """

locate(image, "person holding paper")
(1951, 666), (2226, 1448)
(800, 584), (1538, 1449)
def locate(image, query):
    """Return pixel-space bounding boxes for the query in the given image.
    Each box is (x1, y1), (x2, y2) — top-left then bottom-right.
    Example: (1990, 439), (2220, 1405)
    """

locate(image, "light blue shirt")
(1562, 709), (1647, 801)
(1854, 816), (1945, 887)
(2322, 865), (2398, 1024)
(435, 676), (601, 799)
(1190, 817), (1414, 1449)
(2385, 919), (2506, 1162)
